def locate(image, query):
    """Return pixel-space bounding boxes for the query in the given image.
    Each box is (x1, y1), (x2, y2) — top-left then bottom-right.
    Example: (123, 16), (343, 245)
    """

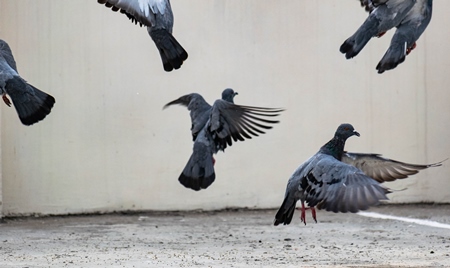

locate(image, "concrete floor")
(0, 204), (449, 267)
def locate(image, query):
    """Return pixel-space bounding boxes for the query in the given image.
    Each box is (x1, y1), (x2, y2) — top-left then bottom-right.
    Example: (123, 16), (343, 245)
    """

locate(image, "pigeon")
(274, 123), (443, 226)
(164, 88), (283, 191)
(0, 39), (55, 126)
(376, 0), (433, 73)
(98, 0), (188, 72)
(341, 0), (433, 73)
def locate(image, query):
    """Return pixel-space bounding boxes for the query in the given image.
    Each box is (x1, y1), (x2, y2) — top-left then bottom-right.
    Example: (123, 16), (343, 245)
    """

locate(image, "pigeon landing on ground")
(0, 39), (55, 126)
(164, 88), (284, 191)
(98, 0), (188, 72)
(274, 123), (443, 226)
(341, 0), (433, 73)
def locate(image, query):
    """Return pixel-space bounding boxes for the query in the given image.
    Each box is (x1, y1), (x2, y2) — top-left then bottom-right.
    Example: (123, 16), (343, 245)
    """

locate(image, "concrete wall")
(0, 0), (448, 216)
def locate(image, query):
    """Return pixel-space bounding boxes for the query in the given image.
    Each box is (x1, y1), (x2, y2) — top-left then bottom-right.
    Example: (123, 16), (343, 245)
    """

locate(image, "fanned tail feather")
(5, 77), (55, 126)
(150, 29), (188, 72)
(178, 143), (215, 191)
(274, 194), (297, 226)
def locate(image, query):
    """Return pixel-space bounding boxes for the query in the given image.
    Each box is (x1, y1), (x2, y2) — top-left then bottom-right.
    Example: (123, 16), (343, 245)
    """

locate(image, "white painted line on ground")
(357, 211), (450, 230)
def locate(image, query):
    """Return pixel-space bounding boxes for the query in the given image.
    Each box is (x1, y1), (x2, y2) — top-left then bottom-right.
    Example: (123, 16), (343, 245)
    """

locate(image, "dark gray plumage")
(274, 124), (442, 226)
(0, 39), (55, 126)
(98, 0), (188, 72)
(341, 0), (433, 73)
(164, 88), (283, 191)
(376, 0), (433, 73)
(341, 0), (416, 59)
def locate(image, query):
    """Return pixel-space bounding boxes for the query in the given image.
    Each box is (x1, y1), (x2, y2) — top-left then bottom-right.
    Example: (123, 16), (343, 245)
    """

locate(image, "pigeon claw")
(297, 201), (308, 225)
(406, 42), (417, 55)
(2, 94), (11, 107)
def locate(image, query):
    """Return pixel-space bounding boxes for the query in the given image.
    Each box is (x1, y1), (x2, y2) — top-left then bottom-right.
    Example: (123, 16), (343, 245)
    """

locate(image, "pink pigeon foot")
(2, 94), (11, 107)
(406, 42), (417, 55)
(296, 202), (317, 225)
(377, 31), (386, 38)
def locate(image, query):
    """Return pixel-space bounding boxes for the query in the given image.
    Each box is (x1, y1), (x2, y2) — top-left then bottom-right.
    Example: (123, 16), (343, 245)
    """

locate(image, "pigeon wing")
(208, 100), (284, 151)
(0, 40), (18, 72)
(98, 0), (167, 27)
(164, 93), (212, 141)
(342, 152), (443, 183)
(301, 154), (390, 213)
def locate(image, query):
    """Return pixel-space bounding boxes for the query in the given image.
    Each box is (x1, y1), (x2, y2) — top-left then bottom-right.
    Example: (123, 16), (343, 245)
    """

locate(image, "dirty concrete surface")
(0, 204), (449, 267)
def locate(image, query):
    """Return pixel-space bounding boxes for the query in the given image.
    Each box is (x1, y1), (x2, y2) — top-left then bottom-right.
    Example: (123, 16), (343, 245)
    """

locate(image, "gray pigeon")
(274, 123), (442, 226)
(164, 88), (283, 191)
(341, 0), (433, 73)
(98, 0), (188, 72)
(0, 39), (55, 126)
(376, 0), (433, 73)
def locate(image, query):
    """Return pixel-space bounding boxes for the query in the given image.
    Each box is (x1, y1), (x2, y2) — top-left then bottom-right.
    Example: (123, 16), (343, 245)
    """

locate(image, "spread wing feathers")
(163, 93), (211, 141)
(0, 40), (18, 72)
(342, 152), (443, 183)
(301, 155), (390, 213)
(208, 100), (284, 151)
(98, 0), (167, 27)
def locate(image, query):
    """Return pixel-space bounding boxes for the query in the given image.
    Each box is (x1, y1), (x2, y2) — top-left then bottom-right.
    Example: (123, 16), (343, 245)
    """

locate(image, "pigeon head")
(335, 123), (360, 140)
(221, 88), (238, 103)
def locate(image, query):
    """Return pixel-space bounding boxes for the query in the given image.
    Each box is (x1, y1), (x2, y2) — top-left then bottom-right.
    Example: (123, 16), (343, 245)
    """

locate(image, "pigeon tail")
(5, 76), (55, 126)
(178, 142), (215, 191)
(274, 193), (297, 226)
(340, 16), (380, 59)
(149, 28), (188, 72)
(376, 24), (420, 73)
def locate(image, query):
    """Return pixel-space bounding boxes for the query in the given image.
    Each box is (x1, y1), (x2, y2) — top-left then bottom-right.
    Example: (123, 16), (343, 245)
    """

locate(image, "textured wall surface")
(0, 0), (448, 216)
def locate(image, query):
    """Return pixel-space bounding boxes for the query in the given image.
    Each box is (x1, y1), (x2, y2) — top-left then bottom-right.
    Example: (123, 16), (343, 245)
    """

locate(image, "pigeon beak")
(234, 92), (239, 96)
(354, 131), (360, 137)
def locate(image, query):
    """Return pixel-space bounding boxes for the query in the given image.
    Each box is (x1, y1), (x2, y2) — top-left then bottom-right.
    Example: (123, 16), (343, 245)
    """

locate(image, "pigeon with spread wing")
(164, 88), (283, 191)
(274, 123), (442, 226)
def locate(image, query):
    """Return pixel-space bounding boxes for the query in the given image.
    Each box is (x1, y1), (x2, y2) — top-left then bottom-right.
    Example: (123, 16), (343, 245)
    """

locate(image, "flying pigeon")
(0, 39), (55, 126)
(274, 123), (442, 226)
(98, 0), (188, 72)
(341, 0), (433, 73)
(164, 88), (283, 191)
(376, 0), (433, 73)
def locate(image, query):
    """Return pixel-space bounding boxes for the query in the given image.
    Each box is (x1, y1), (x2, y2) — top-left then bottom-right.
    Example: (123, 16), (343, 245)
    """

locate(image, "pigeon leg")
(311, 207), (317, 223)
(377, 31), (386, 38)
(2, 94), (11, 107)
(295, 204), (317, 225)
(299, 201), (307, 225)
(212, 156), (216, 166)
(406, 42), (417, 55)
